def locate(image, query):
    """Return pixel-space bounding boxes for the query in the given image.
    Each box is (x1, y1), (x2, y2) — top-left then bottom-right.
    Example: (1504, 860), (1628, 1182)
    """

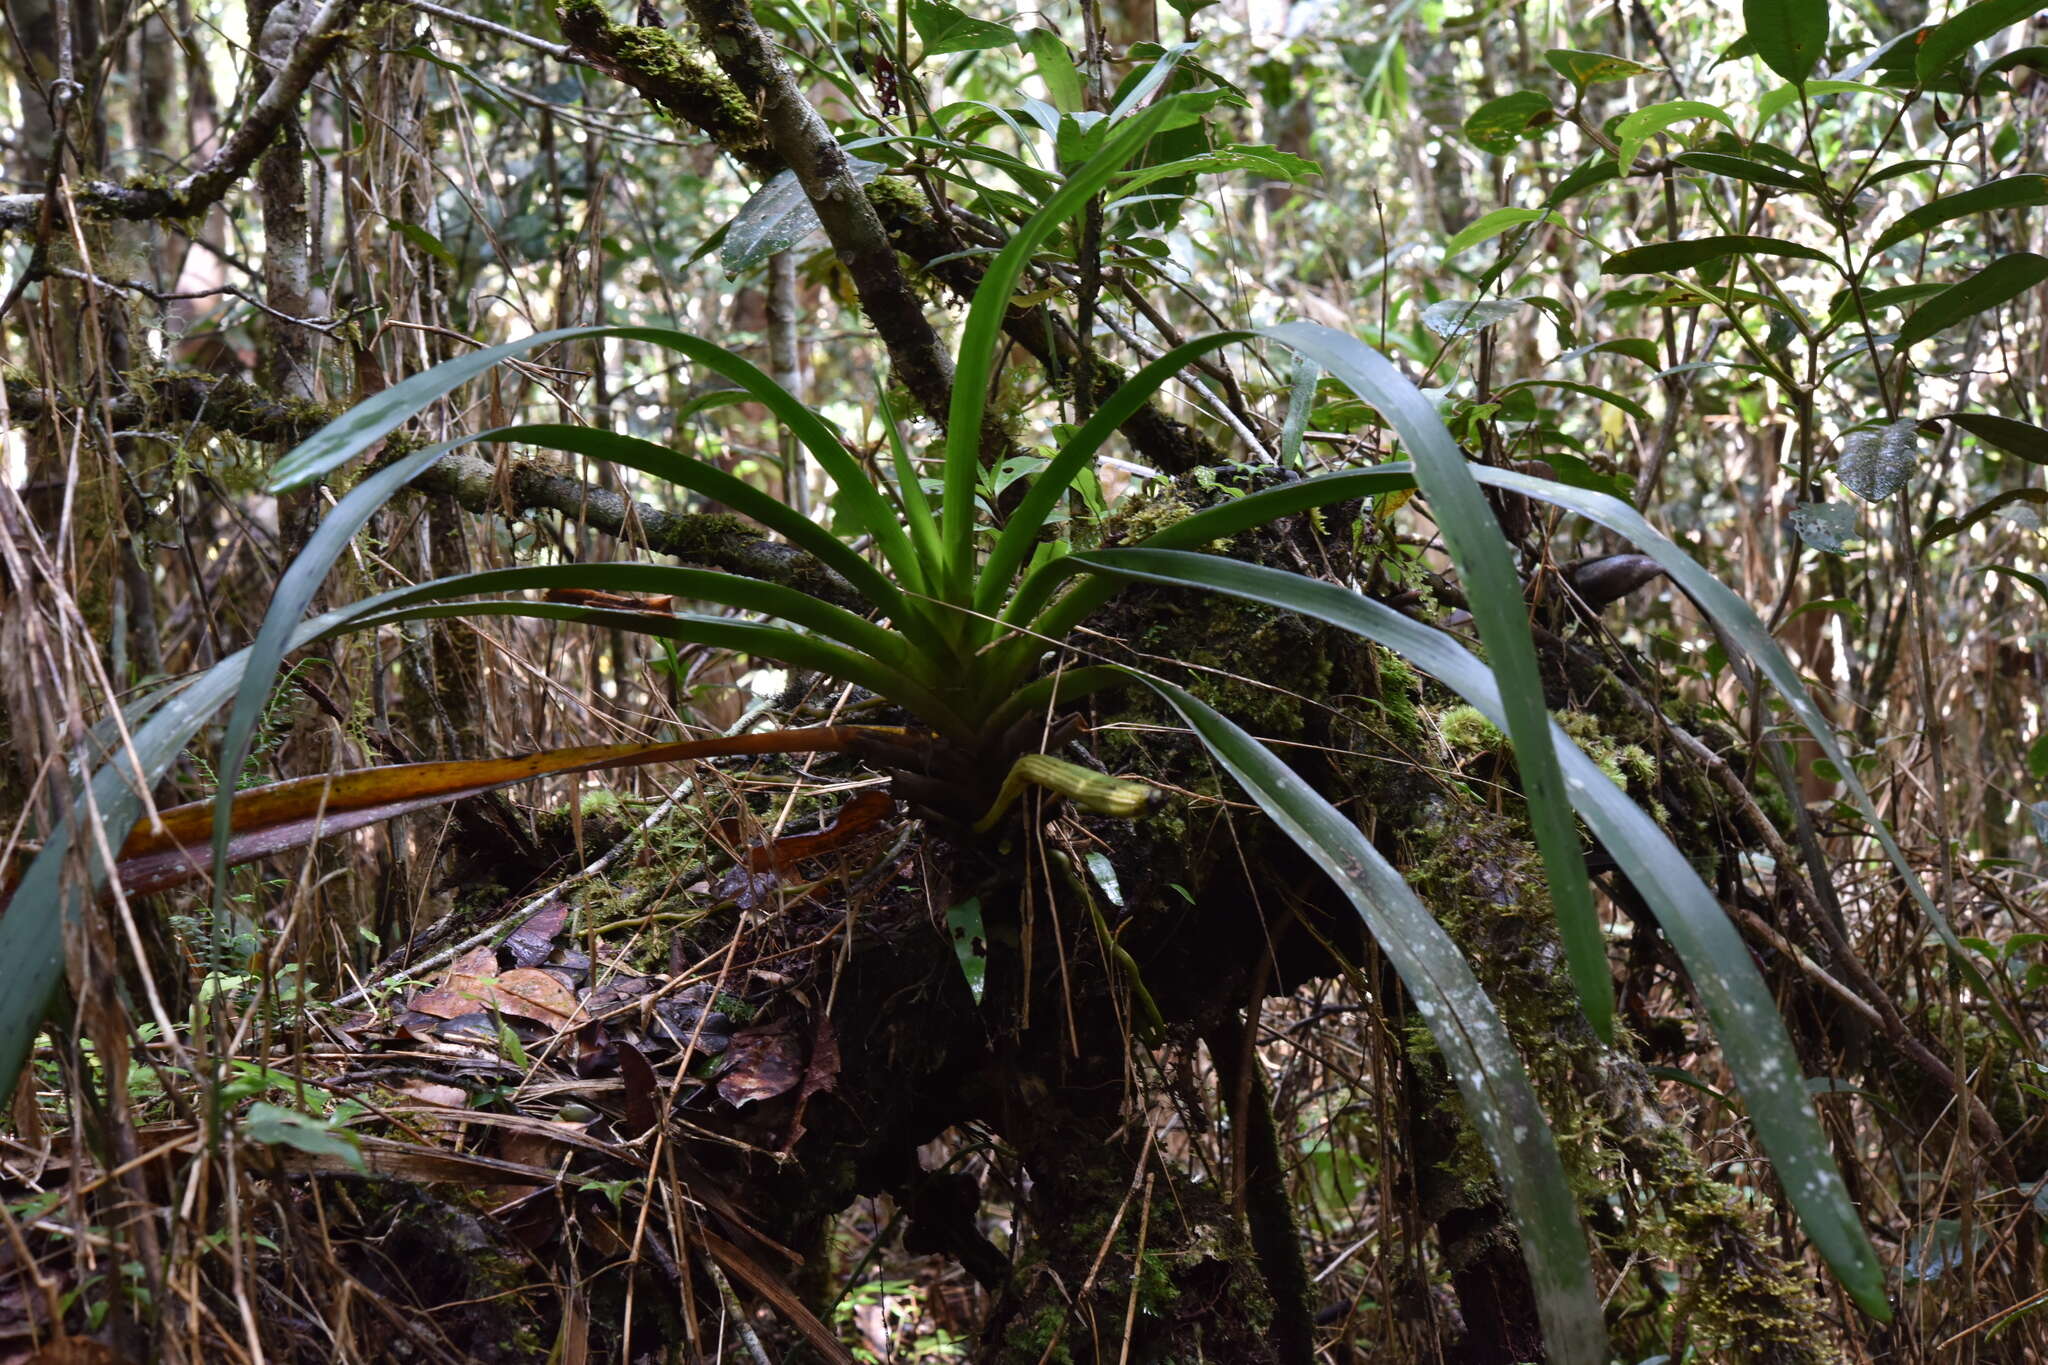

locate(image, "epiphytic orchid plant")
(1, 88), (1918, 1358)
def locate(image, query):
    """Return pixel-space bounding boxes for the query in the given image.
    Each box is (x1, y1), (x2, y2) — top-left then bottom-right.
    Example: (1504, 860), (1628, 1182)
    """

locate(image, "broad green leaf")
(1256, 322), (1611, 1043)
(389, 219), (459, 268)
(1917, 0), (2045, 82)
(1674, 150), (1816, 191)
(722, 160), (884, 273)
(1837, 417), (1923, 501)
(1755, 78), (1885, 124)
(1744, 0), (1830, 85)
(946, 897), (988, 1003)
(1614, 100), (1741, 172)
(1133, 675), (1608, 1362)
(1110, 144), (1319, 201)
(1792, 501), (1860, 552)
(1081, 551), (1889, 1323)
(1865, 156), (1960, 187)
(1896, 252), (2048, 347)
(1944, 411), (2048, 464)
(1603, 235), (1837, 274)
(1495, 378), (1652, 423)
(1545, 155), (1623, 207)
(910, 0), (1016, 56)
(1983, 44), (2048, 78)
(1824, 281), (1950, 325)
(244, 1102), (366, 1173)
(1443, 207), (1565, 261)
(1544, 48), (1654, 90)
(1556, 337), (1661, 366)
(1022, 28), (1084, 111)
(1463, 91), (1557, 154)
(1421, 298), (1525, 337)
(1871, 175), (2048, 253)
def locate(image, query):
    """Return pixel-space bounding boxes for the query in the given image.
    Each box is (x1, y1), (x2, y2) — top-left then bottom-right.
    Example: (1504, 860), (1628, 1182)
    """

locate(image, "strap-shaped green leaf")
(941, 98), (1179, 596)
(479, 423), (915, 612)
(1131, 674), (1608, 1363)
(1870, 175), (2048, 254)
(976, 330), (1254, 618)
(1468, 464), (2017, 1042)
(338, 601), (969, 737)
(362, 562), (911, 665)
(1257, 321), (1612, 1042)
(1743, 0), (1829, 86)
(1078, 548), (1891, 1322)
(1896, 252), (2048, 347)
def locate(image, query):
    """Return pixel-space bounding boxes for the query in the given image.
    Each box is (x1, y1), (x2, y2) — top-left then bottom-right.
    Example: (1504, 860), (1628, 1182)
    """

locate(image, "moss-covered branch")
(556, 0), (1225, 474)
(408, 449), (866, 611)
(6, 371), (863, 610)
(0, 0), (367, 234)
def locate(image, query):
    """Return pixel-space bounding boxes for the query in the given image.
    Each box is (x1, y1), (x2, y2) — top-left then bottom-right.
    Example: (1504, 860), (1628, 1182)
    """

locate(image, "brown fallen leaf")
(716, 1024), (803, 1108)
(397, 1080), (470, 1109)
(503, 898), (569, 966)
(406, 948), (580, 1029)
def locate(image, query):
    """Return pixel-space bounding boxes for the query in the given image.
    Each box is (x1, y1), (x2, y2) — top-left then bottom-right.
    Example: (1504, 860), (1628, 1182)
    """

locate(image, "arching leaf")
(1896, 253), (2048, 347)
(1133, 675), (1609, 1363)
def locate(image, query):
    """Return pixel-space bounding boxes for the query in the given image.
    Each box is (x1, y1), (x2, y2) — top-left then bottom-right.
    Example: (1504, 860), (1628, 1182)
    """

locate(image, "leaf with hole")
(946, 898), (987, 1004)
(1791, 500), (1861, 553)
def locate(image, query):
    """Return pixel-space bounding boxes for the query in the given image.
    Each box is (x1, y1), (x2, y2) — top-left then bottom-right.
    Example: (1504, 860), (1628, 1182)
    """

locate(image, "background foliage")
(2, 0), (2046, 1359)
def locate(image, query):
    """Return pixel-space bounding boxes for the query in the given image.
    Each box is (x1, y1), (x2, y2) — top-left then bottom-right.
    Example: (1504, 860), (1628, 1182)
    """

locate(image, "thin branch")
(3, 375), (863, 609)
(0, 0), (367, 232)
(671, 0), (960, 431)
